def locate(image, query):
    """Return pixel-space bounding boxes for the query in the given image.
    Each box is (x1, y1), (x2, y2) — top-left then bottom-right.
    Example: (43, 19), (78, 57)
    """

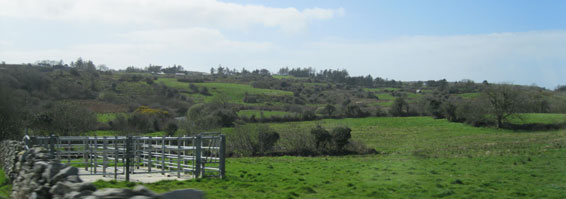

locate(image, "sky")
(1, 0), (565, 88)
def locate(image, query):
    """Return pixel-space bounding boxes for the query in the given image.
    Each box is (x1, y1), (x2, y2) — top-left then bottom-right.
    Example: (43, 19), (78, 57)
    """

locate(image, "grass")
(94, 116), (566, 198)
(457, 92), (480, 99)
(237, 110), (295, 118)
(509, 113), (566, 125)
(272, 75), (302, 79)
(96, 113), (127, 123)
(155, 78), (293, 104)
(0, 169), (10, 199)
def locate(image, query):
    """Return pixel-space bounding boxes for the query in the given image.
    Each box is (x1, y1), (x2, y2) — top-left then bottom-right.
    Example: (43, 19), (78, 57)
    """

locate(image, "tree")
(322, 104), (336, 117)
(390, 97), (409, 116)
(0, 86), (22, 140)
(34, 103), (97, 136)
(165, 123), (178, 136)
(483, 84), (522, 128)
(147, 65), (162, 74)
(331, 127), (351, 150)
(310, 125), (331, 150)
(257, 128), (280, 155)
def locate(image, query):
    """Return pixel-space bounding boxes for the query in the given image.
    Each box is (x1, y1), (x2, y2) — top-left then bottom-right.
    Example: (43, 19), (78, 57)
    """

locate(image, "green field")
(155, 78), (293, 104)
(94, 116), (566, 198)
(510, 113), (566, 124)
(237, 110), (296, 118)
(272, 75), (300, 79)
(457, 92), (480, 99)
(96, 113), (127, 123)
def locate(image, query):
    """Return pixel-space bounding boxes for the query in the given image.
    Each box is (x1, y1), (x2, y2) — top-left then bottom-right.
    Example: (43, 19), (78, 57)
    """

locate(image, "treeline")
(0, 60), (195, 140)
(412, 83), (566, 129)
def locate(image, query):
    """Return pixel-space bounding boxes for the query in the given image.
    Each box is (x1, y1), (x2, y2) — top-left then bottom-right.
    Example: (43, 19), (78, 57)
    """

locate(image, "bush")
(200, 87), (211, 96)
(310, 125), (331, 150)
(33, 103), (97, 136)
(258, 129), (280, 155)
(331, 127), (351, 150)
(165, 122), (178, 136)
(227, 124), (279, 156)
(184, 103), (238, 134)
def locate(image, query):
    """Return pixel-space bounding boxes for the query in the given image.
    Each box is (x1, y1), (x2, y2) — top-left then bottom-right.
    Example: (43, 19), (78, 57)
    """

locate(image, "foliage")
(227, 124), (280, 156)
(390, 97), (409, 116)
(310, 125), (331, 150)
(330, 127), (352, 150)
(483, 84), (523, 128)
(32, 102), (97, 136)
(165, 122), (178, 136)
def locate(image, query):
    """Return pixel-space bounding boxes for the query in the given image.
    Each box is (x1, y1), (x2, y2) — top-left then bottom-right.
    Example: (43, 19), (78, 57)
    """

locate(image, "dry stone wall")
(0, 140), (203, 199)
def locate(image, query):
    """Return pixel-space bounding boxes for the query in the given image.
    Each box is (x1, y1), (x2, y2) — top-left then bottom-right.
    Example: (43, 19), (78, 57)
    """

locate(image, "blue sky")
(1, 0), (565, 88)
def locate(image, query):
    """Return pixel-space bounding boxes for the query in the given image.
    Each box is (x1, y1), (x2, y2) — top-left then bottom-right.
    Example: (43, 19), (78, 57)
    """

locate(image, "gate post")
(49, 134), (56, 159)
(125, 136), (132, 182)
(195, 135), (202, 178)
(219, 134), (226, 179)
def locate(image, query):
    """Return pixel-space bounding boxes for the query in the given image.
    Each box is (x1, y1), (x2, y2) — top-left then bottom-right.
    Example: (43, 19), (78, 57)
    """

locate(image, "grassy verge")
(0, 169), (11, 198)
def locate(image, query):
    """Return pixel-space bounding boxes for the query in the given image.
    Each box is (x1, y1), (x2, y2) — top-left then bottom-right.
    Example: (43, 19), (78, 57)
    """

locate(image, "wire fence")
(23, 133), (225, 181)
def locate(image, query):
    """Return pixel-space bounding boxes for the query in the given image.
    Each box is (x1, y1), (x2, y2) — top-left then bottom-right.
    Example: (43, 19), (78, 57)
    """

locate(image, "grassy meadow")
(94, 115), (566, 198)
(155, 78), (293, 104)
(237, 110), (296, 118)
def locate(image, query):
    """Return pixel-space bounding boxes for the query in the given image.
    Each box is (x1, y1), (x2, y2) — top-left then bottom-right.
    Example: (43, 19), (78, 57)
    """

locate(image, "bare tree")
(482, 84), (522, 128)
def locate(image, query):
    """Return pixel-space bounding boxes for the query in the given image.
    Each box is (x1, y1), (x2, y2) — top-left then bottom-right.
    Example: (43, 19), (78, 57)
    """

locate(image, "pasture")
(94, 116), (566, 198)
(155, 78), (293, 104)
(237, 110), (296, 118)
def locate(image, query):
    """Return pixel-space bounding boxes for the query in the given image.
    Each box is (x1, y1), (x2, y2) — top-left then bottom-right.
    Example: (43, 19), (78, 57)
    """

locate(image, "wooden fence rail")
(23, 133), (225, 181)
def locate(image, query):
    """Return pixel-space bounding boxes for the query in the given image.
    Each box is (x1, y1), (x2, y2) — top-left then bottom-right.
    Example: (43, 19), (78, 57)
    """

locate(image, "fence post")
(125, 136), (132, 182)
(103, 136), (107, 177)
(161, 136), (165, 175)
(85, 137), (90, 171)
(93, 136), (97, 174)
(195, 135), (202, 178)
(49, 134), (56, 159)
(114, 136), (118, 180)
(148, 137), (152, 172)
(177, 137), (181, 178)
(219, 134), (226, 179)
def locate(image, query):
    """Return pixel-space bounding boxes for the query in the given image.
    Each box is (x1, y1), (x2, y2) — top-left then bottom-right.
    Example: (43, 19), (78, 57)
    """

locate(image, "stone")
(92, 188), (135, 197)
(51, 166), (79, 185)
(51, 181), (75, 196)
(160, 189), (205, 199)
(130, 196), (155, 199)
(132, 185), (157, 197)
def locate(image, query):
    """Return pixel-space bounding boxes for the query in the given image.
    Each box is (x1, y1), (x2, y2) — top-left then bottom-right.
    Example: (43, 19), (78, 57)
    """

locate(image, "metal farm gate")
(23, 133), (225, 181)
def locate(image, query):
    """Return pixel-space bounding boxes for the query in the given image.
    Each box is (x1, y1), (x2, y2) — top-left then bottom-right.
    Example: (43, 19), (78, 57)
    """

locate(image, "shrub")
(258, 129), (280, 155)
(165, 122), (178, 136)
(331, 127), (352, 150)
(32, 103), (97, 136)
(200, 87), (211, 96)
(310, 125), (331, 150)
(227, 124), (279, 156)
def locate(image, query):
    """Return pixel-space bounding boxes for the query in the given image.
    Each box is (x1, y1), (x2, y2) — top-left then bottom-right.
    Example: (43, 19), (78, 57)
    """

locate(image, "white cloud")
(122, 27), (272, 52)
(0, 27), (273, 68)
(269, 31), (566, 88)
(0, 0), (343, 32)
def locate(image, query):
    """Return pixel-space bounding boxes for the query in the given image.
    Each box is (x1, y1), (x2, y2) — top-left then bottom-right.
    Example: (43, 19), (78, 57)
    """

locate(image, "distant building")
(175, 72), (186, 76)
(416, 89), (422, 94)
